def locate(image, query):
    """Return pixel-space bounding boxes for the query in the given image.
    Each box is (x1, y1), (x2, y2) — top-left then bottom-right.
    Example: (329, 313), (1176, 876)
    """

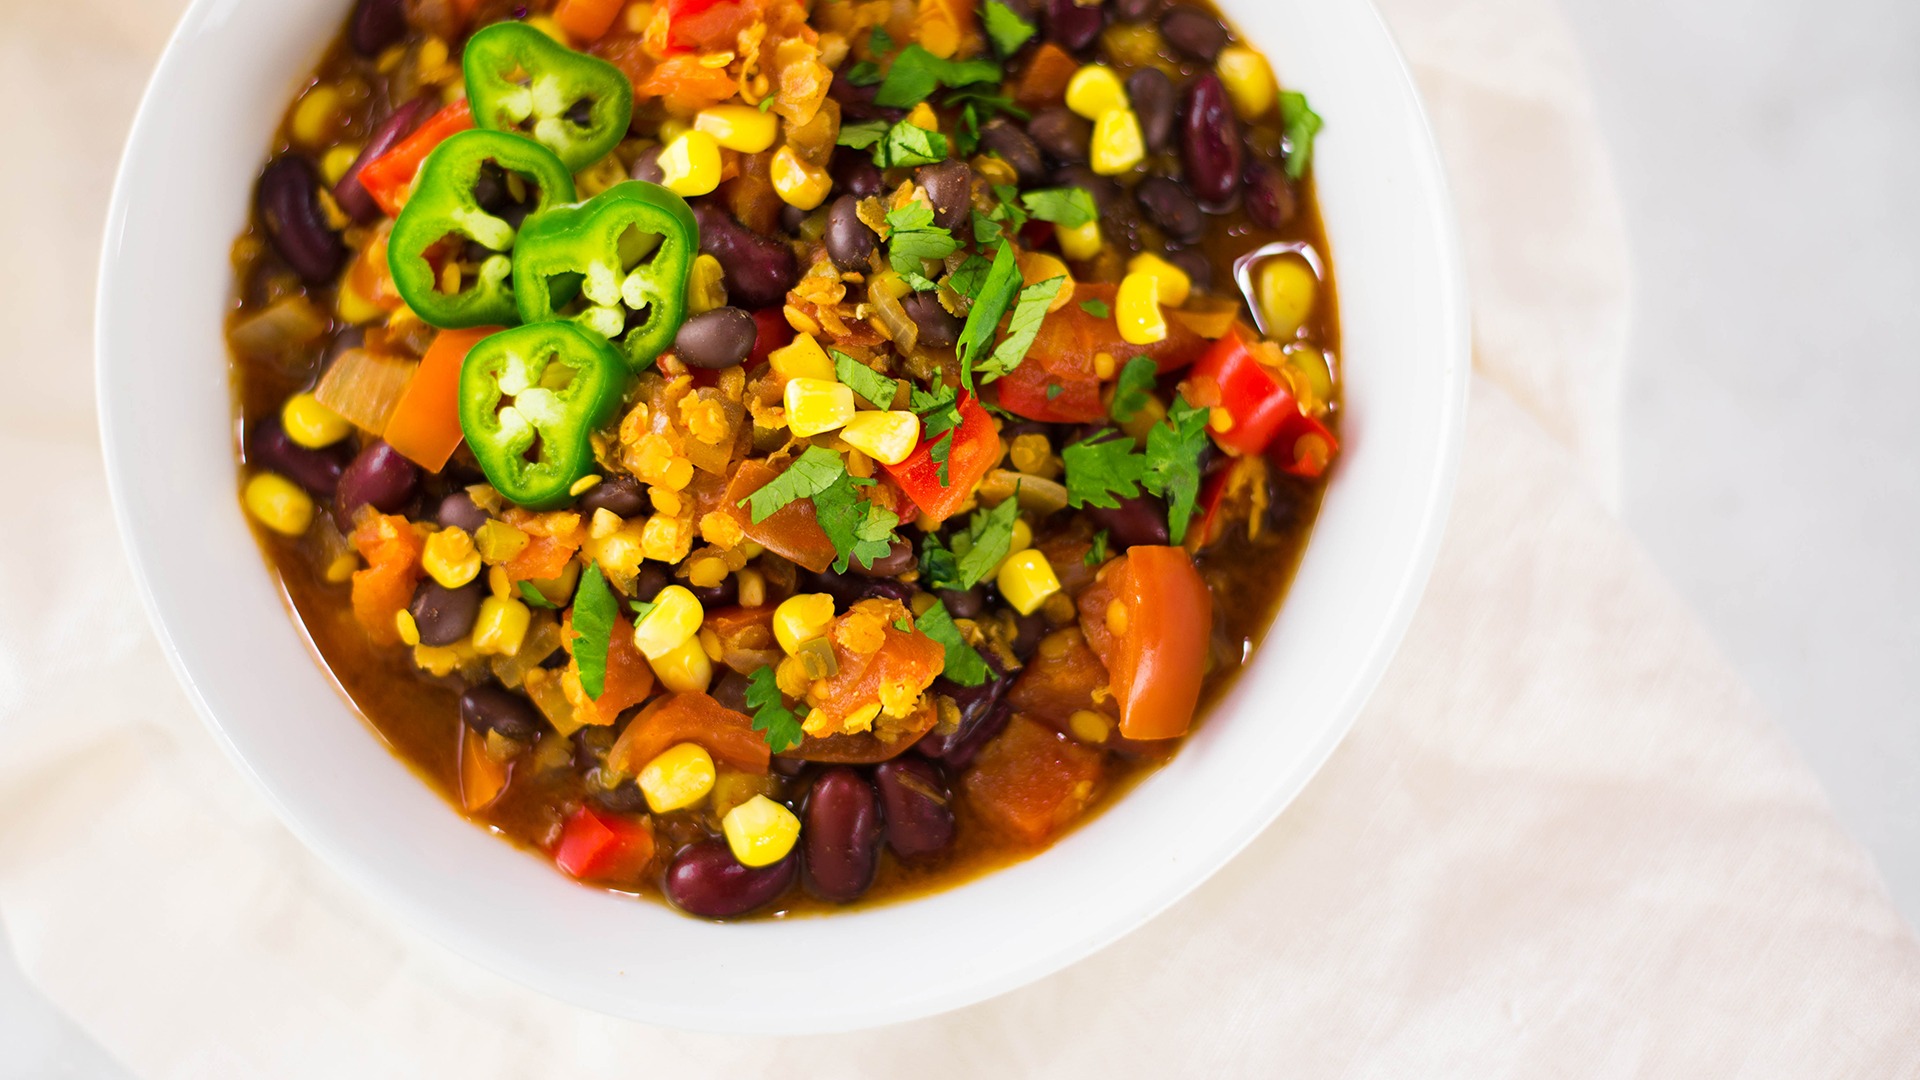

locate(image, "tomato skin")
(1026, 283), (1206, 380)
(961, 714), (1105, 844)
(992, 362), (1105, 423)
(882, 392), (1001, 522)
(554, 807), (656, 884)
(606, 692), (772, 776)
(747, 307), (795, 368)
(1077, 547), (1211, 740)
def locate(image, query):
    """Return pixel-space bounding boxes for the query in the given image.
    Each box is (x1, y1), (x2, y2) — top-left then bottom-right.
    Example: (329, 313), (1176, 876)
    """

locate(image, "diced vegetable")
(458, 725), (510, 812)
(383, 327), (493, 471)
(565, 611), (657, 726)
(804, 599), (946, 735)
(724, 459), (840, 573)
(553, 0), (624, 41)
(1189, 326), (1338, 471)
(722, 794), (801, 866)
(962, 714), (1104, 844)
(349, 513), (426, 645)
(554, 806), (656, 883)
(606, 692), (772, 777)
(1077, 546), (1211, 739)
(314, 347), (417, 434)
(638, 742), (717, 812)
(355, 99), (474, 217)
(882, 391), (1002, 522)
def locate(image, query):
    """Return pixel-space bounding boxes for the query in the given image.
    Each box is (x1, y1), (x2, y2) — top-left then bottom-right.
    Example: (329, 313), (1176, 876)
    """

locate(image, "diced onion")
(315, 347), (418, 433)
(870, 287), (918, 353)
(228, 296), (330, 357)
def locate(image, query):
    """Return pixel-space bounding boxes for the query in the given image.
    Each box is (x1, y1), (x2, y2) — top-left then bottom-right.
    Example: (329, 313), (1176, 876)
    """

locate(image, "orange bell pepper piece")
(383, 326), (493, 471)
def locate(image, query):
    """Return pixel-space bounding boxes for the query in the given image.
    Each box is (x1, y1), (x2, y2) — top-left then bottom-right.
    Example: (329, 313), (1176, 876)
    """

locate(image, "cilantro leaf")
(738, 444), (844, 522)
(1079, 298), (1111, 318)
(979, 275), (1064, 381)
(745, 666), (805, 752)
(953, 496), (1020, 588)
(914, 600), (992, 686)
(912, 383), (964, 485)
(846, 61), (884, 87)
(982, 0), (1036, 57)
(814, 472), (902, 573)
(1063, 430), (1148, 509)
(874, 45), (1000, 109)
(1086, 529), (1110, 566)
(876, 119), (950, 168)
(570, 563), (618, 700)
(629, 598), (658, 622)
(1143, 395), (1212, 543)
(517, 581), (557, 609)
(947, 253), (994, 298)
(956, 241), (1022, 389)
(1278, 90), (1324, 181)
(837, 118), (889, 149)
(869, 25), (895, 55)
(886, 200), (959, 275)
(832, 350), (900, 408)
(758, 95), (776, 112)
(895, 615), (914, 632)
(1020, 187), (1097, 229)
(1109, 355), (1158, 424)
(919, 532), (963, 591)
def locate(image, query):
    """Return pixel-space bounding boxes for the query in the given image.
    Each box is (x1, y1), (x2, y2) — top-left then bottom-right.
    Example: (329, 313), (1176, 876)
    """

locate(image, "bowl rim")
(95, 0), (1469, 1034)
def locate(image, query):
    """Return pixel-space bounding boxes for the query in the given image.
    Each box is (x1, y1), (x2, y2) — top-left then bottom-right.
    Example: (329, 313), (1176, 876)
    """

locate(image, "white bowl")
(97, 0), (1467, 1034)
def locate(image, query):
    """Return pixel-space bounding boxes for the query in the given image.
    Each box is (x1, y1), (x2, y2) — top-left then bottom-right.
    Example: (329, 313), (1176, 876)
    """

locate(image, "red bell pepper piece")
(553, 806), (656, 884)
(1269, 411), (1338, 479)
(991, 360), (1106, 423)
(747, 307), (795, 368)
(1189, 327), (1302, 456)
(356, 99), (475, 218)
(883, 391), (1002, 522)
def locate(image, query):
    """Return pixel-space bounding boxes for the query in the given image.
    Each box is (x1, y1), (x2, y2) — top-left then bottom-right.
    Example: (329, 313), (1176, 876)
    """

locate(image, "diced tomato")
(882, 391), (1001, 522)
(704, 605), (782, 675)
(606, 692), (772, 776)
(724, 458), (839, 572)
(962, 714), (1105, 845)
(458, 725), (510, 812)
(554, 806), (657, 884)
(649, 0), (761, 52)
(992, 361), (1105, 423)
(748, 307), (795, 367)
(1189, 327), (1339, 477)
(1006, 627), (1115, 725)
(564, 613), (656, 727)
(356, 99), (474, 217)
(349, 513), (425, 645)
(500, 533), (581, 583)
(1076, 547), (1211, 740)
(1026, 283), (1206, 381)
(807, 599), (946, 730)
(1013, 43), (1079, 110)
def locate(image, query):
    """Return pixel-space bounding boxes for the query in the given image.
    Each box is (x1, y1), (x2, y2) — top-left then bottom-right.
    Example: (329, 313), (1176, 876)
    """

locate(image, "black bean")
(1045, 0), (1105, 51)
(802, 768), (883, 902)
(779, 202), (810, 233)
(410, 579), (483, 645)
(1010, 612), (1047, 661)
(334, 97), (435, 223)
(917, 654), (1011, 766)
(578, 475), (650, 519)
(1028, 107), (1091, 165)
(588, 780), (650, 815)
(916, 699), (1010, 769)
(938, 586), (985, 619)
(630, 144), (665, 184)
(831, 150), (885, 198)
(335, 440), (420, 522)
(693, 205), (798, 309)
(1242, 160), (1297, 230)
(1159, 4), (1225, 61)
(996, 0), (1036, 21)
(436, 491), (492, 533)
(824, 195), (877, 272)
(349, 0), (407, 56)
(674, 307), (758, 369)
(1164, 248), (1211, 293)
(980, 118), (1047, 185)
(1112, 0), (1159, 21)
(458, 683), (545, 742)
(665, 841), (798, 918)
(690, 576), (739, 609)
(1134, 176), (1203, 243)
(257, 156), (345, 285)
(1181, 73), (1243, 209)
(711, 669), (753, 714)
(805, 569), (914, 608)
(874, 757), (956, 857)
(629, 563), (671, 602)
(1126, 68), (1176, 153)
(1085, 493), (1170, 548)
(471, 161), (509, 213)
(915, 160), (975, 232)
(900, 292), (961, 349)
(827, 75), (905, 123)
(850, 536), (916, 578)
(247, 419), (347, 498)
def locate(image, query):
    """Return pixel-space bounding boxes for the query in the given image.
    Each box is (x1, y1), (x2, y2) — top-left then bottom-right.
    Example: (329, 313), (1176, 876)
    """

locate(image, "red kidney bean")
(1159, 4), (1225, 60)
(1113, 0), (1159, 21)
(248, 418), (347, 498)
(577, 475), (650, 519)
(915, 160), (975, 232)
(831, 150), (885, 198)
(335, 440), (420, 523)
(849, 536), (917, 578)
(1028, 108), (1091, 165)
(802, 768), (883, 902)
(411, 579), (483, 646)
(665, 841), (798, 918)
(629, 144), (665, 185)
(693, 205), (798, 309)
(1045, 0), (1105, 51)
(1242, 160), (1298, 230)
(1086, 493), (1171, 548)
(1126, 69), (1176, 153)
(900, 292), (961, 349)
(436, 491), (491, 532)
(674, 307), (758, 369)
(1181, 74), (1243, 209)
(258, 157), (346, 285)
(875, 757), (956, 858)
(980, 118), (1047, 186)
(1135, 175), (1203, 244)
(333, 97), (435, 223)
(825, 195), (877, 272)
(458, 683), (545, 742)
(349, 0), (407, 56)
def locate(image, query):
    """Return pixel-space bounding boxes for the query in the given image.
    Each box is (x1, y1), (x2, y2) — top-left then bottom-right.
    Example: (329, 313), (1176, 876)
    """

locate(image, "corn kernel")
(1216, 46), (1277, 120)
(1057, 219), (1103, 261)
(784, 377), (856, 437)
(1115, 271), (1168, 344)
(1018, 251), (1077, 312)
(421, 526), (482, 588)
(1065, 64), (1128, 119)
(1256, 256), (1317, 340)
(769, 593), (832, 655)
(1127, 252), (1193, 307)
(686, 555), (729, 588)
(290, 84), (343, 148)
(1068, 709), (1113, 744)
(394, 609), (422, 647)
(524, 14), (570, 43)
(658, 130), (723, 197)
(771, 145), (832, 211)
(638, 742), (716, 812)
(686, 253), (727, 314)
(324, 553), (358, 583)
(838, 410), (921, 465)
(524, 559), (581, 606)
(650, 634), (715, 693)
(722, 794), (801, 867)
(768, 332), (836, 381)
(737, 567), (767, 608)
(694, 104), (779, 153)
(632, 584), (704, 659)
(1090, 108), (1145, 175)
(320, 143), (362, 186)
(472, 595), (532, 656)
(336, 275), (385, 325)
(1209, 406), (1235, 434)
(281, 392), (351, 448)
(996, 549), (1061, 615)
(244, 472), (314, 536)
(1092, 351), (1116, 379)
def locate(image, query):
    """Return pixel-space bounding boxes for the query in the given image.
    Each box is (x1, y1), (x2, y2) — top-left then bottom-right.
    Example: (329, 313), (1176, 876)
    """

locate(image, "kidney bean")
(459, 683), (545, 742)
(831, 150), (885, 197)
(258, 157), (346, 285)
(918, 654), (1011, 766)
(1113, 0), (1159, 21)
(674, 307), (758, 369)
(1159, 4), (1225, 60)
(901, 292), (961, 349)
(1126, 68), (1176, 153)
(1135, 176), (1203, 243)
(693, 205), (798, 309)
(874, 758), (956, 858)
(824, 195), (877, 272)
(849, 536), (917, 579)
(434, 491), (490, 532)
(1028, 107), (1091, 165)
(1045, 0), (1105, 51)
(349, 0), (407, 56)
(980, 118), (1046, 185)
(802, 768), (883, 902)
(410, 578), (483, 646)
(333, 97), (435, 223)
(1242, 160), (1298, 230)
(1086, 493), (1171, 548)
(1164, 248), (1211, 293)
(335, 440), (420, 522)
(665, 841), (798, 918)
(577, 475), (650, 519)
(915, 160), (975, 232)
(938, 586), (985, 619)
(1181, 73), (1244, 209)
(248, 419), (347, 498)
(630, 144), (665, 184)
(917, 699), (1011, 769)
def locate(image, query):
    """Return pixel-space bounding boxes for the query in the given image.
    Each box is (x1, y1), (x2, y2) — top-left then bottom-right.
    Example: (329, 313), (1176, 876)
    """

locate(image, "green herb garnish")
(1086, 529), (1110, 566)
(1063, 430), (1148, 509)
(517, 581), (558, 609)
(738, 444), (845, 522)
(1109, 355), (1157, 423)
(978, 275), (1064, 381)
(956, 240), (1022, 389)
(982, 0), (1036, 56)
(831, 350), (900, 408)
(1020, 187), (1097, 229)
(745, 666), (805, 752)
(837, 118), (889, 149)
(874, 45), (1000, 109)
(1079, 297), (1112, 319)
(1278, 91), (1323, 180)
(911, 383), (964, 485)
(1144, 395), (1211, 543)
(885, 200), (959, 277)
(570, 563), (617, 700)
(814, 472), (902, 573)
(876, 119), (950, 168)
(915, 600), (992, 686)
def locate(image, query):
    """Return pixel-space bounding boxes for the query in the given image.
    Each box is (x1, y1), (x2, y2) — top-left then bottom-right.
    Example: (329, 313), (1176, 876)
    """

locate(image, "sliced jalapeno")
(463, 21), (635, 172)
(458, 321), (627, 509)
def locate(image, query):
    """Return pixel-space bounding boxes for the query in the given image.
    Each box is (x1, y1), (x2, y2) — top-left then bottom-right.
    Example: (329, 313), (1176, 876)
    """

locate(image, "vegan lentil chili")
(230, 0), (1339, 919)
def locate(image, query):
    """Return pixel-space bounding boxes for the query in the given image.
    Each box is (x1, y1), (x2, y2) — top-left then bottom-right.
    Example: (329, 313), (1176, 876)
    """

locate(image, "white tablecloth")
(3, 0), (1917, 1074)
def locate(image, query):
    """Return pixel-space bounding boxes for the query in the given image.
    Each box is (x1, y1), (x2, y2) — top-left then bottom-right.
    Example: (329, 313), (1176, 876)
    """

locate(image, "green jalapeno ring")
(463, 22), (635, 173)
(459, 321), (629, 509)
(388, 130), (577, 330)
(512, 181), (701, 372)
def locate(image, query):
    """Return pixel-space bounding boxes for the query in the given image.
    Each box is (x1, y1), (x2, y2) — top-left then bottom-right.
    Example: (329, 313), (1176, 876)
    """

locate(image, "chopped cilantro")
(1143, 395), (1211, 543)
(979, 275), (1064, 381)
(885, 200), (958, 275)
(972, 187), (1029, 246)
(517, 581), (557, 609)
(814, 471), (902, 573)
(1086, 529), (1110, 566)
(629, 598), (658, 622)
(832, 350), (900, 408)
(946, 253), (994, 298)
(1020, 187), (1097, 229)
(874, 45), (1000, 109)
(912, 383), (964, 486)
(919, 532), (963, 591)
(1079, 298), (1111, 319)
(982, 0), (1036, 57)
(837, 118), (889, 149)
(1063, 429), (1148, 509)
(758, 95), (776, 113)
(956, 241), (1022, 389)
(875, 119), (950, 168)
(1109, 355), (1158, 424)
(738, 444), (844, 522)
(914, 600), (992, 686)
(745, 666), (804, 752)
(570, 563), (617, 700)
(869, 25), (895, 55)
(846, 61), (884, 87)
(1046, 385), (1064, 400)
(954, 496), (1020, 587)
(1278, 91), (1324, 181)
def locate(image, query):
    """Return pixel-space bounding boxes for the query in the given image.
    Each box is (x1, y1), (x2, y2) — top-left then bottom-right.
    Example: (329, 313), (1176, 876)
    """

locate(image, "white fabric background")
(2, 0), (1917, 1073)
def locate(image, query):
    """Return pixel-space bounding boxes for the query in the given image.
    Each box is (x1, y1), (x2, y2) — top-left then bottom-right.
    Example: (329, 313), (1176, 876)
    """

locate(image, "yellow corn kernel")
(773, 592), (836, 654)
(838, 410), (921, 466)
(320, 143), (362, 186)
(1115, 271), (1168, 345)
(640, 513), (694, 563)
(783, 377), (856, 437)
(686, 253), (727, 314)
(1065, 64), (1128, 120)
(244, 473), (314, 536)
(1068, 709), (1113, 744)
(768, 332), (836, 381)
(722, 794), (801, 867)
(996, 549), (1061, 615)
(421, 527), (482, 588)
(290, 84), (343, 148)
(770, 145), (832, 211)
(905, 102), (940, 132)
(1057, 219), (1103, 261)
(917, 0), (961, 58)
(471, 595), (532, 656)
(1092, 351), (1117, 379)
(649, 635), (715, 693)
(1009, 431), (1054, 473)
(694, 104), (779, 153)
(737, 567), (767, 608)
(524, 559), (581, 606)
(986, 516), (1034, 578)
(868, 269), (912, 301)
(394, 609), (422, 647)
(281, 392), (351, 448)
(473, 519), (527, 564)
(1127, 252), (1193, 307)
(1017, 250), (1078, 312)
(632, 584), (704, 659)
(324, 552), (359, 583)
(1090, 108), (1145, 175)
(686, 555), (729, 589)
(335, 274), (385, 324)
(658, 130), (723, 197)
(1216, 46), (1276, 120)
(638, 742), (716, 812)
(523, 14), (570, 43)
(1256, 256), (1318, 340)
